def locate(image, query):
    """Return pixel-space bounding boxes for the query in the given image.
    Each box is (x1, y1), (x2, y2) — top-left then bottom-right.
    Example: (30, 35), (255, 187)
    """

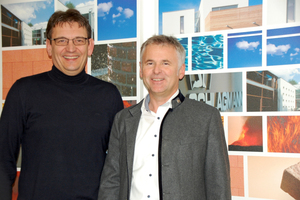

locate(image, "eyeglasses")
(50, 37), (89, 46)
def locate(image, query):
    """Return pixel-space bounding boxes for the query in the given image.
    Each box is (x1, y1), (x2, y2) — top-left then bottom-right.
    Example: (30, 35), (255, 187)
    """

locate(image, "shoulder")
(86, 75), (121, 95)
(179, 98), (221, 118)
(116, 100), (142, 118)
(184, 98), (218, 111)
(87, 75), (117, 88)
(11, 71), (49, 90)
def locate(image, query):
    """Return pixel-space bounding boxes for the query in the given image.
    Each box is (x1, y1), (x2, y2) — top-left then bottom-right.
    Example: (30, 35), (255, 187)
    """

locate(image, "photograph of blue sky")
(97, 0), (136, 41)
(269, 68), (300, 89)
(3, 0), (54, 30)
(267, 36), (300, 66)
(228, 35), (262, 68)
(159, 0), (262, 35)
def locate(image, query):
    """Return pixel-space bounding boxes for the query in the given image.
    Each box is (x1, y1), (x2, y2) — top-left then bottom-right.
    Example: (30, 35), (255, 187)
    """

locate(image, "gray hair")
(140, 35), (186, 69)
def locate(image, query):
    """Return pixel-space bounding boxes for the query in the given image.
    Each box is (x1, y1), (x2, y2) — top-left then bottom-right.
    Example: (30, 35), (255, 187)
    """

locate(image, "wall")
(2, 48), (52, 99)
(1, 0), (300, 200)
(199, 0), (248, 32)
(205, 5), (262, 31)
(162, 9), (195, 35)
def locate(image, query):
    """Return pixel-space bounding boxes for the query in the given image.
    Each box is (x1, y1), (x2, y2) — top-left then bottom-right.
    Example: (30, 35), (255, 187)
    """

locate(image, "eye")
(146, 62), (153, 66)
(56, 38), (67, 44)
(163, 62), (170, 66)
(75, 38), (85, 44)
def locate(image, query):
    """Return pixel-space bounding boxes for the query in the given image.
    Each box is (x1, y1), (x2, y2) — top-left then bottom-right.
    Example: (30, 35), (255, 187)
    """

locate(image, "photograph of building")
(1, 5), (32, 47)
(247, 69), (298, 111)
(266, 0), (300, 25)
(1, 0), (95, 47)
(91, 42), (137, 97)
(160, 0), (262, 35)
(1, 1), (54, 47)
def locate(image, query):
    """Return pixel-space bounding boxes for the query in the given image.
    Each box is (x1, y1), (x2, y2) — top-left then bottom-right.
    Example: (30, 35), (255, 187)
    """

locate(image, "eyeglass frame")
(49, 37), (90, 46)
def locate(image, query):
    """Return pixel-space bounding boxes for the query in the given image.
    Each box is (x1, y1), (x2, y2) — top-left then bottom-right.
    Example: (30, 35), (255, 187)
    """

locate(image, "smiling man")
(99, 35), (231, 200)
(0, 9), (123, 200)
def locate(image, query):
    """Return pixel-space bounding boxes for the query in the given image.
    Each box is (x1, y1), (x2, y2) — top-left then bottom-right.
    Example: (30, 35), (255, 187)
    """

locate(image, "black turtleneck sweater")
(0, 66), (123, 200)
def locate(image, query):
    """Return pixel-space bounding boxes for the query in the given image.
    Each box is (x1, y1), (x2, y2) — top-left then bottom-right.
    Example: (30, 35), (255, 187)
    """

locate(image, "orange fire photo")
(268, 116), (300, 153)
(228, 116), (263, 151)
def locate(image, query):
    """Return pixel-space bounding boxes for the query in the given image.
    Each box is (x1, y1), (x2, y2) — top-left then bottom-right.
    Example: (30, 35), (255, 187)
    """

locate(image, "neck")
(148, 91), (178, 113)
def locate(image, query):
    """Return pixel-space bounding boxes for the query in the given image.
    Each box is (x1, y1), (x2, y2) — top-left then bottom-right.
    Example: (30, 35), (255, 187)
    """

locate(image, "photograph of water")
(192, 34), (223, 70)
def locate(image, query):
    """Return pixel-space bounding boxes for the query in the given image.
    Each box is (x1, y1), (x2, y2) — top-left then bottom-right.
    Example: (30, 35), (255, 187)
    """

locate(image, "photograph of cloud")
(267, 26), (300, 66)
(228, 32), (262, 68)
(2, 0), (54, 47)
(97, 0), (136, 40)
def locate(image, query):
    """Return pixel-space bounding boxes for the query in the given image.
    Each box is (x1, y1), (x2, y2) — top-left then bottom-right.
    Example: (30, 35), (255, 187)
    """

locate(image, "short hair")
(46, 9), (91, 40)
(140, 35), (186, 68)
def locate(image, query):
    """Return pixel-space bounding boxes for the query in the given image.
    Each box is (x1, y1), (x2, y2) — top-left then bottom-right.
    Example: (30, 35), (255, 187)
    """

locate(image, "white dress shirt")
(130, 90), (179, 200)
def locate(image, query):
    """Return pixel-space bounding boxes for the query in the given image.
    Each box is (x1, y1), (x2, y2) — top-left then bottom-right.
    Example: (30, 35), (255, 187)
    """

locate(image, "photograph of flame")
(228, 116), (263, 151)
(268, 116), (300, 153)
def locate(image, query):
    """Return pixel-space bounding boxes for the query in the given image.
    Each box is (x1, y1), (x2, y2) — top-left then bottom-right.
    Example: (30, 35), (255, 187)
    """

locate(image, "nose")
(153, 64), (162, 74)
(65, 40), (76, 52)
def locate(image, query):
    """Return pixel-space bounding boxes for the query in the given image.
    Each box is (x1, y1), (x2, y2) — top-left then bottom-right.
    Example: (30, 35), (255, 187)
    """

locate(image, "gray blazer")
(99, 93), (231, 200)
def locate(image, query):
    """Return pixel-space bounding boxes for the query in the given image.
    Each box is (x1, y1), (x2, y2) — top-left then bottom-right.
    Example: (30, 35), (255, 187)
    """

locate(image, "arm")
(205, 109), (231, 200)
(98, 112), (121, 200)
(0, 82), (23, 200)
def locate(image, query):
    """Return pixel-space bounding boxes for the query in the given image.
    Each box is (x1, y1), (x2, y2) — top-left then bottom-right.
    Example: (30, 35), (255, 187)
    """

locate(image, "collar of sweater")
(48, 65), (89, 85)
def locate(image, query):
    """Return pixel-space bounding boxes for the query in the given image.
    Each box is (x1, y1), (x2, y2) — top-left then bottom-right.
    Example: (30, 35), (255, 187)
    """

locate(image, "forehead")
(143, 44), (178, 60)
(51, 22), (87, 37)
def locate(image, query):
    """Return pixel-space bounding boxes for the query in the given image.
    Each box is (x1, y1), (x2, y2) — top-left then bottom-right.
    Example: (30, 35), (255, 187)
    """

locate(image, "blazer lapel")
(125, 102), (143, 186)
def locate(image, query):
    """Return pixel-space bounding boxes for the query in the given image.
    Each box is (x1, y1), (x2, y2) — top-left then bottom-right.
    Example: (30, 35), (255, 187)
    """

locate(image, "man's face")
(140, 44), (185, 100)
(46, 22), (94, 76)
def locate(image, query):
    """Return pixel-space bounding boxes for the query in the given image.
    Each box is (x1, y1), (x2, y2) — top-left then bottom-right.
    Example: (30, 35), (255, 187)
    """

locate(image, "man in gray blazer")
(99, 35), (231, 200)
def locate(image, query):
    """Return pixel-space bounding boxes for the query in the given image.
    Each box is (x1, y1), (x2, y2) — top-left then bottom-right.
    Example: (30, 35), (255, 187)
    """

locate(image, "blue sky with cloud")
(97, 0), (136, 40)
(3, 0), (96, 30)
(267, 36), (300, 66)
(3, 0), (54, 29)
(228, 35), (262, 68)
(269, 68), (300, 89)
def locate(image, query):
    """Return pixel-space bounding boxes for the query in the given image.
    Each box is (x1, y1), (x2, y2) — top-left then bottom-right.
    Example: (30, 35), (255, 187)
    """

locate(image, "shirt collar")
(142, 90), (179, 113)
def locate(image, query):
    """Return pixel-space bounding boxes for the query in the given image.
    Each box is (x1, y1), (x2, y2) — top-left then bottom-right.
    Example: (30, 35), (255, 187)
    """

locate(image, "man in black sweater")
(0, 9), (123, 200)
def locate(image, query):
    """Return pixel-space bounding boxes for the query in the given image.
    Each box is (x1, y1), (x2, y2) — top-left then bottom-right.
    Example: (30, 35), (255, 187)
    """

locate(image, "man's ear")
(88, 38), (94, 56)
(46, 39), (52, 58)
(139, 62), (143, 79)
(179, 64), (185, 80)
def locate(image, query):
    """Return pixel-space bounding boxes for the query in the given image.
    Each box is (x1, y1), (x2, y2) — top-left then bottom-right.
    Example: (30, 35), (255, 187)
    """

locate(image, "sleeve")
(112, 87), (124, 118)
(0, 81), (24, 200)
(98, 112), (121, 200)
(205, 109), (232, 200)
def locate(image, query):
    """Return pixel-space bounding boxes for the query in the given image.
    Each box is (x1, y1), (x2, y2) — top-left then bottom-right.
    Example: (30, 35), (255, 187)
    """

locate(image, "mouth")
(152, 78), (164, 81)
(63, 56), (79, 59)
